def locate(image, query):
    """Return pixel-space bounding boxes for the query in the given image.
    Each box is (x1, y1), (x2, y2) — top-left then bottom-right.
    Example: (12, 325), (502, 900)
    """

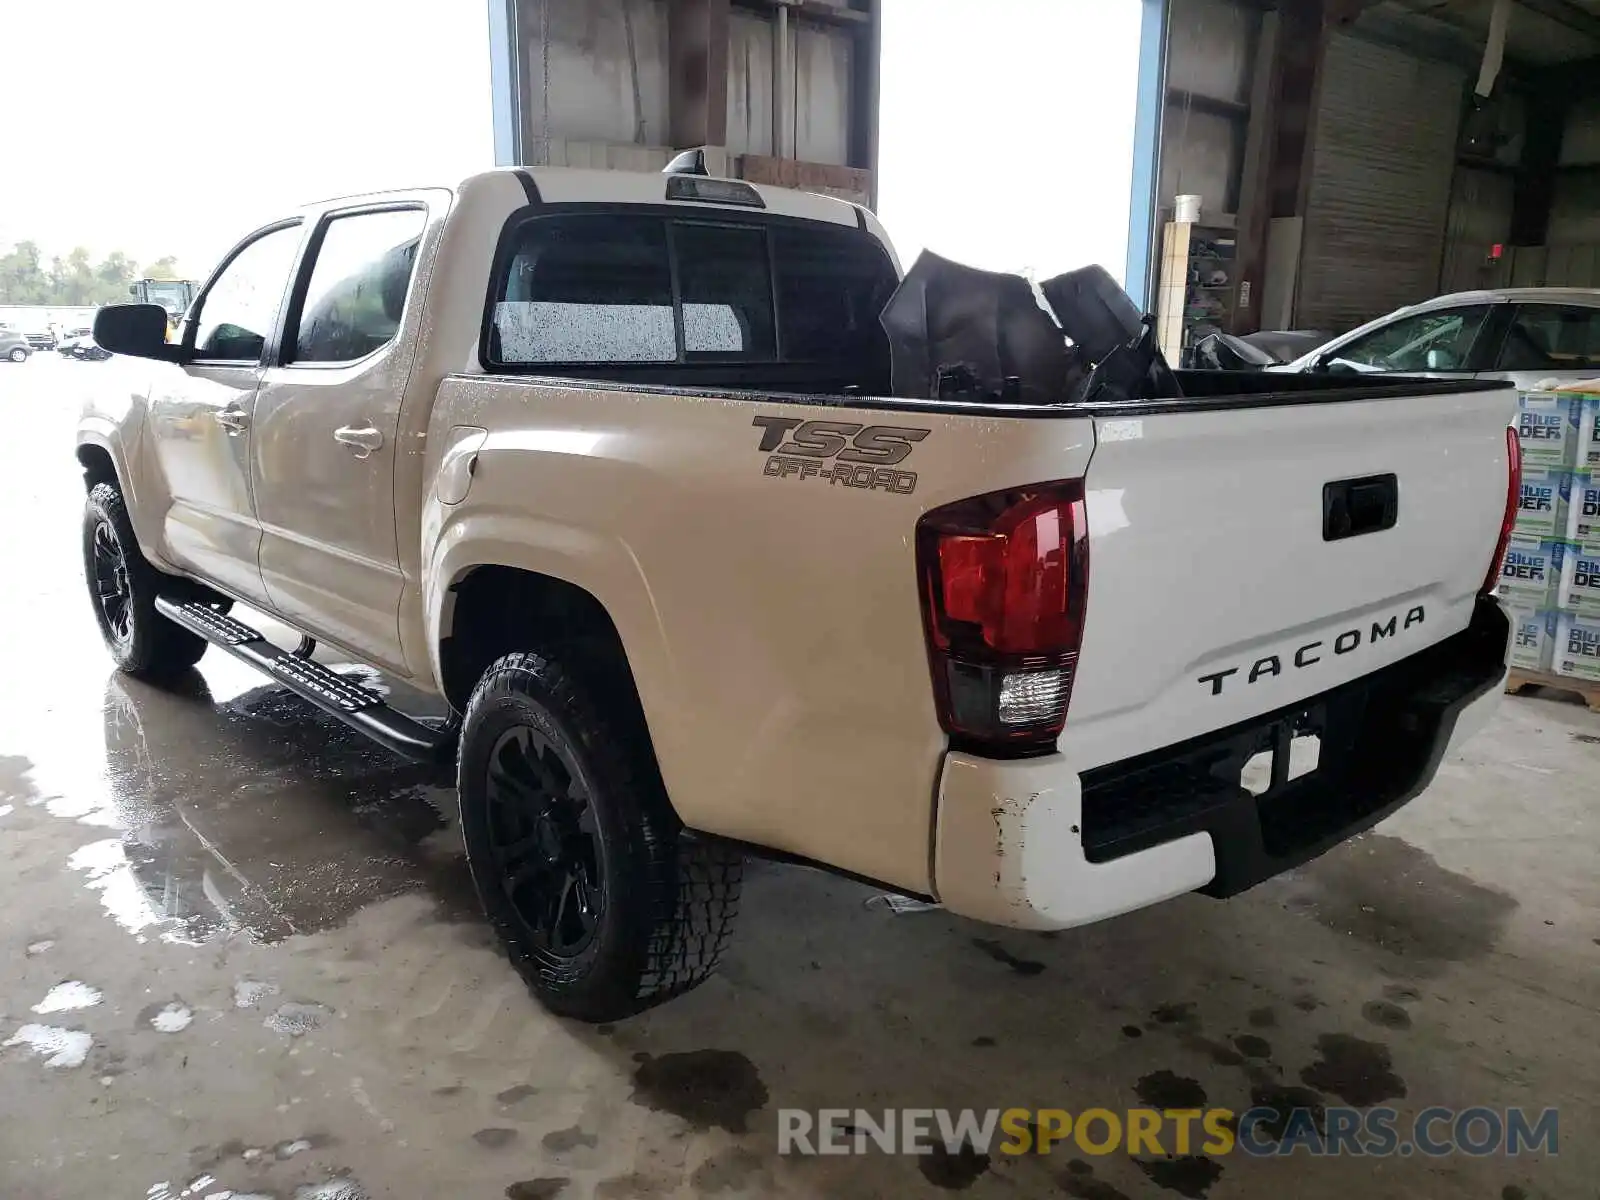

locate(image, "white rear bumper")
(932, 676), (1503, 931)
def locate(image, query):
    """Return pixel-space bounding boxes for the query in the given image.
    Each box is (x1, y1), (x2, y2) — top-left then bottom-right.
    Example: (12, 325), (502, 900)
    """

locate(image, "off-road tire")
(458, 650), (742, 1021)
(83, 481), (209, 678)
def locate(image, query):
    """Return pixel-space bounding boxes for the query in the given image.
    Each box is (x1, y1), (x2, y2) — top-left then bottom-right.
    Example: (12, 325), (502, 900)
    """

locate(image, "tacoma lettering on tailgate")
(752, 415), (929, 495)
(1197, 605), (1427, 696)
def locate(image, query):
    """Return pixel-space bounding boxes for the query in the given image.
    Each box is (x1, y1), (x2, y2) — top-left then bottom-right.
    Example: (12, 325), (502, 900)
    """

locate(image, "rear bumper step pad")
(154, 597), (452, 763)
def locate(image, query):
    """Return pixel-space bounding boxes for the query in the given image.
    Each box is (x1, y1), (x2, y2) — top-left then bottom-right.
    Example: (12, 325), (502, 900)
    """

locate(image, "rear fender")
(426, 509), (676, 774)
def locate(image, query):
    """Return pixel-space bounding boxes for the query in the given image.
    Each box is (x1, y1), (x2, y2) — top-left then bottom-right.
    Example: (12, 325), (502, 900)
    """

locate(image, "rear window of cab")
(485, 210), (898, 371)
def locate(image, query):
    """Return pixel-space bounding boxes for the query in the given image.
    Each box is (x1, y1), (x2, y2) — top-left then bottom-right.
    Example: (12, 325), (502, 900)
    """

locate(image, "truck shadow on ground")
(94, 669), (1532, 1200)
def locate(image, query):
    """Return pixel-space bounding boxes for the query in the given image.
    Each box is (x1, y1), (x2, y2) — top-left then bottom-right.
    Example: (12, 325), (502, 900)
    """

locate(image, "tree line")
(0, 241), (184, 307)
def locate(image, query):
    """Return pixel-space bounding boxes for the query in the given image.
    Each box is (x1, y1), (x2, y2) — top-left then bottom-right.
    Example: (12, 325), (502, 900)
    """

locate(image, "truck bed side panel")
(424, 377), (1095, 893)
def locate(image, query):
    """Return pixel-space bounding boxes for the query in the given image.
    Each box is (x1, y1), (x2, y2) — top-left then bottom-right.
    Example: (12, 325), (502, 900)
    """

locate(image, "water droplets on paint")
(265, 1002), (330, 1037)
(234, 979), (280, 1010)
(151, 1001), (194, 1033)
(32, 980), (103, 1013)
(3, 1023), (92, 1068)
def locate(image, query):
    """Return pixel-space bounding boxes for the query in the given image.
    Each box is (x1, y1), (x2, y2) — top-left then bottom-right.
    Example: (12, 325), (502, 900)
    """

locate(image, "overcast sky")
(0, 0), (496, 273)
(1, 0), (1141, 283)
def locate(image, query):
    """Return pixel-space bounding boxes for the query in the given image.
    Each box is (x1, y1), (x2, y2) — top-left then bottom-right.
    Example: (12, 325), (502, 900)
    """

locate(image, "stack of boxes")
(1502, 382), (1600, 684)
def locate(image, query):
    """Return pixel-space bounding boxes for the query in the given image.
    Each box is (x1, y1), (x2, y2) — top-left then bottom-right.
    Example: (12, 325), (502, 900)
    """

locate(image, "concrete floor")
(1, 354), (1596, 1200)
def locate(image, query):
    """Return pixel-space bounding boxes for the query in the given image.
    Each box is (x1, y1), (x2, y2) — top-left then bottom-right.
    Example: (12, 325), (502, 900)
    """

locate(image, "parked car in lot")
(1, 328), (34, 362)
(75, 166), (1517, 1020)
(24, 329), (57, 352)
(58, 333), (110, 360)
(1268, 287), (1600, 389)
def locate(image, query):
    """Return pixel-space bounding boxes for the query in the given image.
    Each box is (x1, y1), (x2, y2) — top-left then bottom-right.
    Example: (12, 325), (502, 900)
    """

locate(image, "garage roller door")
(1297, 35), (1465, 331)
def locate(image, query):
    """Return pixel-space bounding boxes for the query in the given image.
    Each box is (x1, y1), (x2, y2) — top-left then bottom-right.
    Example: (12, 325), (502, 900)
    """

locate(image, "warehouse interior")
(488, 0), (879, 205)
(1154, 0), (1600, 341)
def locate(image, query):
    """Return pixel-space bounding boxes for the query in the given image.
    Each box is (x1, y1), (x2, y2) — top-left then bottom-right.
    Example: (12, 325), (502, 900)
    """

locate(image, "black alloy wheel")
(82, 481), (209, 678)
(90, 517), (134, 648)
(458, 650), (743, 1020)
(484, 723), (605, 958)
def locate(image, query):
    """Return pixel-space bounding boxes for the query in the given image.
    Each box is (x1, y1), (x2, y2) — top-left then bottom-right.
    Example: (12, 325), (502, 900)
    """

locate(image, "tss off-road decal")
(752, 416), (929, 495)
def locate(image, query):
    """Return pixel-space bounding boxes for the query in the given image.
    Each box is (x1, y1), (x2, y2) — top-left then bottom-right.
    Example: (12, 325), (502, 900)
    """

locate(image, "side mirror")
(93, 304), (185, 363)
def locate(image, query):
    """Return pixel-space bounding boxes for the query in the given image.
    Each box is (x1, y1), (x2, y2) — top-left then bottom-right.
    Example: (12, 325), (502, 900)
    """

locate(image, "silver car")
(0, 328), (34, 363)
(1271, 287), (1600, 390)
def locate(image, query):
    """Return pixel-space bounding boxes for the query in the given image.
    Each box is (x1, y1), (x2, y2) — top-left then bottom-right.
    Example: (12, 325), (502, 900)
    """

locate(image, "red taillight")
(1484, 425), (1522, 596)
(916, 481), (1089, 754)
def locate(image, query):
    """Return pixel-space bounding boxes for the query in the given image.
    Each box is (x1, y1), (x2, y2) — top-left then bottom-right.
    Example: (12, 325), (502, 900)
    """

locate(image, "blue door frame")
(1124, 0), (1169, 308)
(489, 0), (521, 165)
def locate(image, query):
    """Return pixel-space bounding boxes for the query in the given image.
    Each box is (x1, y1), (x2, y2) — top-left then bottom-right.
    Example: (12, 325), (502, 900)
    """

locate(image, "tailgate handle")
(1323, 473), (1398, 541)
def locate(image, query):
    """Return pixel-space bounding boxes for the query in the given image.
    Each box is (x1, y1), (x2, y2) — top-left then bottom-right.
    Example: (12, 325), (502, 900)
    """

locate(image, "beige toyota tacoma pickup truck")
(77, 165), (1517, 1020)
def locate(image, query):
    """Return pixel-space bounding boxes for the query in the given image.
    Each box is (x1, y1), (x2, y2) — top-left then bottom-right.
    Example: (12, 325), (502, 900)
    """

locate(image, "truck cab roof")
(305, 166), (870, 231)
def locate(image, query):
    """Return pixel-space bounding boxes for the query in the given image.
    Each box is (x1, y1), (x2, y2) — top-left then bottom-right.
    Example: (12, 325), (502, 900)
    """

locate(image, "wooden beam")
(1230, 0), (1327, 333)
(1167, 87), (1251, 122)
(731, 0), (870, 27)
(668, 0), (732, 149)
(1511, 88), (1568, 245)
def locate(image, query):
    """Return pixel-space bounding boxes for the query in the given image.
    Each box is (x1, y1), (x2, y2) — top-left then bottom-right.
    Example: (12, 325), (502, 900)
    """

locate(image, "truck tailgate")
(1062, 386), (1517, 771)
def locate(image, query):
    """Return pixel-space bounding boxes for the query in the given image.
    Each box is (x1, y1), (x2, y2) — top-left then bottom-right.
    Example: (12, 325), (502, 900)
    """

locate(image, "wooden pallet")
(1506, 667), (1600, 711)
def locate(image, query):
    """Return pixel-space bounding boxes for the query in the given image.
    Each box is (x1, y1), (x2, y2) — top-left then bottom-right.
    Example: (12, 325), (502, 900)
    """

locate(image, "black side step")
(155, 597), (453, 764)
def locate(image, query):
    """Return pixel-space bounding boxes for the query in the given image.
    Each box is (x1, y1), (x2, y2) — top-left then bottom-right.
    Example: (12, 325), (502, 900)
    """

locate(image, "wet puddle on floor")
(8, 662), (477, 948)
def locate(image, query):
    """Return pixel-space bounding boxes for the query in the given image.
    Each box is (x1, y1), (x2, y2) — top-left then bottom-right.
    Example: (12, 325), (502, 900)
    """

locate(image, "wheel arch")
(75, 438), (120, 491)
(437, 565), (628, 706)
(436, 563), (676, 804)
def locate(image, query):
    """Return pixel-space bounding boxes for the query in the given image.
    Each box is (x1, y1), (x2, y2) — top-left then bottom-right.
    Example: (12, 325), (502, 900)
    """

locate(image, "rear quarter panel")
(424, 379), (1094, 893)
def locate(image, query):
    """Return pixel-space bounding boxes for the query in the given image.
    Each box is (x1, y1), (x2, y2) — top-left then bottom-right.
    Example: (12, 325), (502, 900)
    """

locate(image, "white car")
(1272, 287), (1600, 390)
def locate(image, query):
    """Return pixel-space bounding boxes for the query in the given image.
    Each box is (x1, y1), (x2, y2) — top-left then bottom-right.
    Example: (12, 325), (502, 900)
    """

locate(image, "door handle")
(213, 406), (250, 433)
(334, 425), (384, 457)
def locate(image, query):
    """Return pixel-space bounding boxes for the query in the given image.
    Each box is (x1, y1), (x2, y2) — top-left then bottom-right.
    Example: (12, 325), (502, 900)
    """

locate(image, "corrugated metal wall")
(728, 9), (777, 156)
(1158, 0), (1257, 220)
(726, 9), (851, 163)
(792, 19), (852, 164)
(521, 0), (670, 153)
(1549, 171), (1600, 243)
(1159, 110), (1245, 219)
(1165, 0), (1255, 104)
(1439, 166), (1514, 294)
(1297, 34), (1464, 331)
(1559, 96), (1600, 167)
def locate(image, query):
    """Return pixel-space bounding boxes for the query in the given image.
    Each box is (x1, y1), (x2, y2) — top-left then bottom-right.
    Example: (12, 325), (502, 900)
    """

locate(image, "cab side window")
(191, 223), (303, 363)
(289, 209), (428, 364)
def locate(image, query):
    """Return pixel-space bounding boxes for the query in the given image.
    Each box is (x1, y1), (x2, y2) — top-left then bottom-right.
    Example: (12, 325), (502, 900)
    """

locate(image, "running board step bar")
(155, 597), (453, 764)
